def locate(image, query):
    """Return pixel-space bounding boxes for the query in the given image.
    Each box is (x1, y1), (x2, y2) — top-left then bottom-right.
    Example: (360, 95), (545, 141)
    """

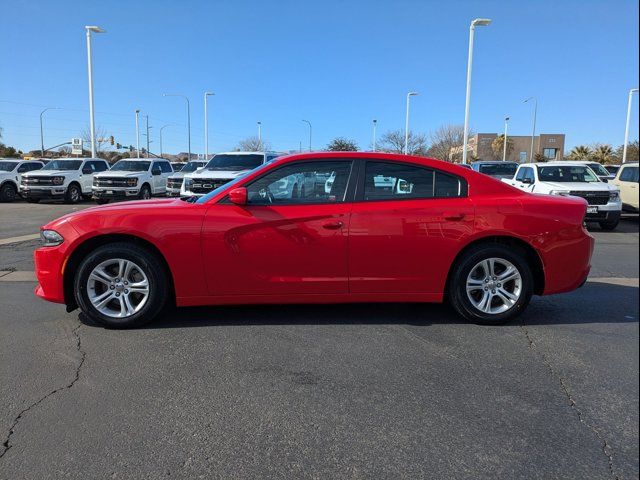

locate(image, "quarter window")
(363, 161), (466, 201)
(246, 161), (353, 205)
(159, 161), (173, 173)
(620, 166), (639, 183)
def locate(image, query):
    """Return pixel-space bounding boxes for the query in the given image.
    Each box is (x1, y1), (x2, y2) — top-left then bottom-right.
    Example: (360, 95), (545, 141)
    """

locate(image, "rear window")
(478, 163), (518, 176)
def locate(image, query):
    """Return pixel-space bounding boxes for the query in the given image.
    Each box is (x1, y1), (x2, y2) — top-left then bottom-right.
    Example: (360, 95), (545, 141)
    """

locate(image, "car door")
(615, 165), (639, 209)
(349, 160), (474, 295)
(150, 162), (163, 193)
(79, 161), (96, 193)
(201, 159), (355, 296)
(160, 161), (173, 191)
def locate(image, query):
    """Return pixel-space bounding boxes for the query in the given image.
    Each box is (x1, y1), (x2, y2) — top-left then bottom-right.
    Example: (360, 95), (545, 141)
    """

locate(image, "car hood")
(187, 169), (247, 179)
(168, 172), (186, 180)
(542, 181), (617, 192)
(23, 170), (77, 177)
(95, 171), (147, 178)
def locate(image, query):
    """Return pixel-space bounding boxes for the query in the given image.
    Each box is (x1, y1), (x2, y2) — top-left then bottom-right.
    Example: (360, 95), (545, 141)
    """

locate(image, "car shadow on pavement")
(76, 282), (638, 330)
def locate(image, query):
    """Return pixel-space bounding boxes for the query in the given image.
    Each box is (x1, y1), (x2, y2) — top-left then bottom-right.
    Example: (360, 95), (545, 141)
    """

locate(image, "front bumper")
(584, 207), (621, 222)
(166, 187), (182, 197)
(92, 187), (140, 199)
(20, 186), (66, 199)
(34, 244), (67, 304)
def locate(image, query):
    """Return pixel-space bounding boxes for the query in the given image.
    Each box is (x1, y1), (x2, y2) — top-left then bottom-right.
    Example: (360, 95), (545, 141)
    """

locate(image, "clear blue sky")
(1, 0), (638, 155)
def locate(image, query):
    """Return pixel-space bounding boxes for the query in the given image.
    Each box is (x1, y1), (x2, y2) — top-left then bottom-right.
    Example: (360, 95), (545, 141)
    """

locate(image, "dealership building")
(450, 133), (566, 162)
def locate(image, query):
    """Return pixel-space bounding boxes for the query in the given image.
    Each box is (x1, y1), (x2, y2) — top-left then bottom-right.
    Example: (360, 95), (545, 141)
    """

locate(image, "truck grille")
(94, 177), (131, 187)
(167, 178), (184, 189)
(22, 176), (54, 186)
(191, 178), (231, 194)
(569, 191), (610, 206)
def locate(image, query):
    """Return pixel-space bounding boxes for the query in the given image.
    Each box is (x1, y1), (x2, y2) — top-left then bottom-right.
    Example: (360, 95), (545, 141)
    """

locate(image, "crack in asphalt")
(520, 321), (619, 480)
(0, 324), (86, 460)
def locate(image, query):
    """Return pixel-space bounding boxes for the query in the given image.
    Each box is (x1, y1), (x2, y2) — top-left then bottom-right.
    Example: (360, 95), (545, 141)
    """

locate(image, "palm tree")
(568, 145), (592, 160)
(591, 144), (615, 164)
(491, 134), (514, 160)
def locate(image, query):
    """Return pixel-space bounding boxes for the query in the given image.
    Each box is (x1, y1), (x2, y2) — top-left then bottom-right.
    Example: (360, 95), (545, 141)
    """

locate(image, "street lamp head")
(505, 116), (510, 121)
(85, 26), (106, 33)
(205, 92), (215, 96)
(471, 18), (492, 27)
(631, 88), (639, 94)
(408, 92), (419, 97)
(524, 96), (535, 104)
(373, 119), (377, 124)
(135, 109), (140, 113)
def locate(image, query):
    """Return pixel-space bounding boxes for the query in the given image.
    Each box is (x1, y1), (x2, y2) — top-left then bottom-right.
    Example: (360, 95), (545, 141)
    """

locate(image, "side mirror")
(82, 167), (92, 174)
(522, 178), (533, 185)
(152, 168), (161, 176)
(229, 187), (247, 205)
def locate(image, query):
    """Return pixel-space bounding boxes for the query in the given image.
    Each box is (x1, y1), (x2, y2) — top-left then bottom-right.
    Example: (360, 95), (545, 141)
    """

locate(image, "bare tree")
(377, 129), (429, 156)
(326, 137), (358, 151)
(80, 125), (110, 154)
(426, 124), (470, 162)
(57, 145), (72, 156)
(235, 136), (271, 152)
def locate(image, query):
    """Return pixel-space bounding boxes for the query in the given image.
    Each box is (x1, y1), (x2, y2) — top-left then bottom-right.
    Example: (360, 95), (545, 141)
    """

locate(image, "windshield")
(110, 160), (151, 172)
(588, 163), (611, 177)
(205, 154), (264, 171)
(478, 163), (518, 176)
(605, 165), (620, 175)
(0, 161), (18, 172)
(42, 160), (82, 171)
(180, 161), (206, 173)
(537, 166), (600, 183)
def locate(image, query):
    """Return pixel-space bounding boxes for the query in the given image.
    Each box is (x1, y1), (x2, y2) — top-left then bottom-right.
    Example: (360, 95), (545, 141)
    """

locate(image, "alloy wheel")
(466, 258), (522, 315)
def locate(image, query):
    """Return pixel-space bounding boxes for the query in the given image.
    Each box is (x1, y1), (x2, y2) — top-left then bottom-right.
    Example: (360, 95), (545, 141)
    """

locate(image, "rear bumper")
(541, 227), (595, 295)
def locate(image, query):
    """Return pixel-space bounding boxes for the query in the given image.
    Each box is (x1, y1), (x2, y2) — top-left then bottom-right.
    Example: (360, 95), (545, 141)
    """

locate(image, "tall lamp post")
(159, 124), (176, 158)
(85, 25), (106, 158)
(372, 119), (378, 152)
(204, 92), (214, 161)
(502, 116), (510, 161)
(40, 107), (60, 157)
(461, 18), (491, 165)
(302, 119), (312, 151)
(524, 97), (537, 162)
(404, 92), (418, 154)
(163, 93), (191, 161)
(257, 121), (262, 147)
(623, 88), (639, 163)
(135, 109), (141, 159)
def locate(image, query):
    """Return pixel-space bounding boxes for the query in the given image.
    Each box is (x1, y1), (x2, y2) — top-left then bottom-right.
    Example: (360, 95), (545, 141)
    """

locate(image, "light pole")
(302, 119), (312, 151)
(39, 107), (60, 157)
(163, 93), (191, 161)
(204, 92), (214, 161)
(372, 119), (378, 152)
(159, 124), (176, 158)
(404, 92), (418, 154)
(524, 97), (537, 161)
(461, 18), (491, 165)
(135, 109), (141, 159)
(623, 88), (639, 163)
(257, 121), (262, 147)
(503, 116), (510, 161)
(85, 25), (106, 158)
(145, 115), (152, 157)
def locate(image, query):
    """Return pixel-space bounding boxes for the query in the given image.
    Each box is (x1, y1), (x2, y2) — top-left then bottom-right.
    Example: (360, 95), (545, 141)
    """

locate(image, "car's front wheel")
(599, 218), (619, 231)
(65, 183), (82, 204)
(0, 182), (18, 202)
(74, 242), (168, 328)
(448, 244), (533, 324)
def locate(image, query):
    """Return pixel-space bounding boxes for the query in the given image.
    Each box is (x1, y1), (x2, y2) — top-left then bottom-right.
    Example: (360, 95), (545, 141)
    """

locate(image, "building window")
(543, 148), (557, 160)
(519, 151), (528, 163)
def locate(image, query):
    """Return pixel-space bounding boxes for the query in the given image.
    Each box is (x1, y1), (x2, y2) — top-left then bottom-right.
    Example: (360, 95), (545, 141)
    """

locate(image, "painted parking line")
(0, 233), (40, 246)
(588, 277), (639, 287)
(0, 271), (37, 282)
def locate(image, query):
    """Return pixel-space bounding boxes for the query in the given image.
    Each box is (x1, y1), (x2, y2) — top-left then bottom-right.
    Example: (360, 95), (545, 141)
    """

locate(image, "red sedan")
(34, 152), (594, 328)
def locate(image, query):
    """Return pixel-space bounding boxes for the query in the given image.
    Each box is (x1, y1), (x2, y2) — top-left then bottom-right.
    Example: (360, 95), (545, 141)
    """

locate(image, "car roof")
(0, 158), (20, 162)
(55, 157), (104, 161)
(525, 161), (594, 167)
(471, 160), (519, 164)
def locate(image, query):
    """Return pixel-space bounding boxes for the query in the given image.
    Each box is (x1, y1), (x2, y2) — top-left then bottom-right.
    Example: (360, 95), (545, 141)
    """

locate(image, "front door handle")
(322, 221), (344, 230)
(443, 213), (465, 221)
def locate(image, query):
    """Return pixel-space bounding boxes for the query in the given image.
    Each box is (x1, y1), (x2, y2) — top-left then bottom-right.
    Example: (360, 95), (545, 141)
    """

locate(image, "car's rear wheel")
(74, 243), (168, 328)
(65, 183), (81, 204)
(599, 219), (619, 231)
(448, 244), (533, 324)
(0, 183), (18, 202)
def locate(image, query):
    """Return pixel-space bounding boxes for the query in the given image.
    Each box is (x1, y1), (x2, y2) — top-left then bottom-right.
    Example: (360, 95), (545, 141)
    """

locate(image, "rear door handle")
(443, 213), (465, 221)
(322, 221), (344, 230)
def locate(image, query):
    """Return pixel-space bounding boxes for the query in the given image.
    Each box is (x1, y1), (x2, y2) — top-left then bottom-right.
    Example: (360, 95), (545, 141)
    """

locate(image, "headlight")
(127, 178), (138, 187)
(609, 191), (620, 201)
(52, 176), (65, 185)
(93, 178), (98, 186)
(40, 230), (64, 247)
(550, 190), (570, 196)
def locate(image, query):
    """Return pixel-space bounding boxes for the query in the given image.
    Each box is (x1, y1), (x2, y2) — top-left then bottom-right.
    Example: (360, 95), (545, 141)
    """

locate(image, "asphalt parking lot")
(0, 200), (638, 479)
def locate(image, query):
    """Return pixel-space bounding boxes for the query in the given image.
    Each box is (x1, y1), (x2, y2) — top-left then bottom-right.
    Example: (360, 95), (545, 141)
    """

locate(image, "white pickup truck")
(92, 158), (174, 204)
(502, 161), (622, 230)
(20, 158), (109, 204)
(0, 159), (45, 202)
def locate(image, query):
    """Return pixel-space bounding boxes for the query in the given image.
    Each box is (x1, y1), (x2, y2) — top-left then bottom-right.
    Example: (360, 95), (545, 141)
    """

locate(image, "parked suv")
(93, 158), (173, 204)
(166, 160), (207, 197)
(503, 161), (622, 230)
(471, 161), (519, 179)
(21, 158), (109, 204)
(611, 162), (639, 212)
(181, 152), (280, 197)
(0, 159), (44, 202)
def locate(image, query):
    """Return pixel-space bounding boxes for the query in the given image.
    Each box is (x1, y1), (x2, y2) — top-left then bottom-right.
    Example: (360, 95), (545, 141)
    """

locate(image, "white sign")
(71, 138), (83, 155)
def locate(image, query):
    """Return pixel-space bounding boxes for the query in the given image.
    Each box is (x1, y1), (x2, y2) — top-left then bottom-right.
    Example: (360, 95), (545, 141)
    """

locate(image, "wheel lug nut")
(497, 283), (502, 287)
(110, 285), (115, 290)
(124, 281), (128, 285)
(124, 289), (129, 294)
(115, 278), (120, 282)
(492, 290), (496, 294)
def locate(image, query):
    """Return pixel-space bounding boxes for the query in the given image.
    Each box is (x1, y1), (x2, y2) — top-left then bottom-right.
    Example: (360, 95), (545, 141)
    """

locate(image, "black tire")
(139, 184), (152, 200)
(0, 182), (18, 202)
(599, 219), (619, 231)
(65, 183), (82, 204)
(74, 242), (169, 328)
(26, 198), (40, 204)
(448, 244), (533, 325)
(95, 199), (110, 205)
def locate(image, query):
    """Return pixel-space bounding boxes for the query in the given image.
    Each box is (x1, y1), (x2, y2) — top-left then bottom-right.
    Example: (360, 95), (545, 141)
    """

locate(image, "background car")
(35, 152), (593, 329)
(166, 160), (207, 197)
(93, 158), (173, 204)
(471, 161), (519, 179)
(0, 158), (44, 202)
(571, 160), (615, 182)
(611, 162), (639, 212)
